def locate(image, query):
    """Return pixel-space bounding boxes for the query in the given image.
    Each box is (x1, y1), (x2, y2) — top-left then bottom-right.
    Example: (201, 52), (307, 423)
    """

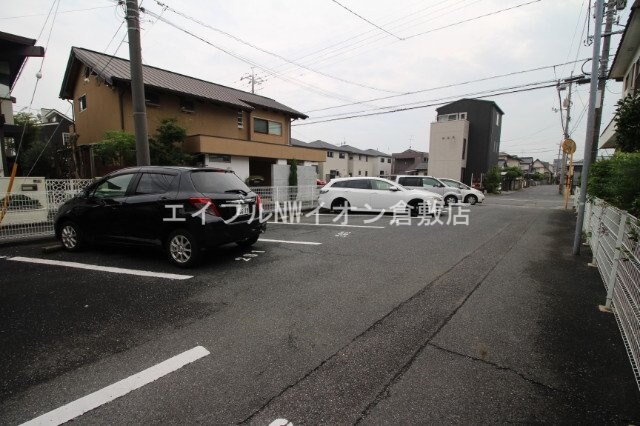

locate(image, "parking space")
(1, 198), (510, 425)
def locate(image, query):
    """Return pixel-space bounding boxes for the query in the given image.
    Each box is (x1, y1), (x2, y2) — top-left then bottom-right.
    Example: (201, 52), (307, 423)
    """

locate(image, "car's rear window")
(190, 171), (251, 193)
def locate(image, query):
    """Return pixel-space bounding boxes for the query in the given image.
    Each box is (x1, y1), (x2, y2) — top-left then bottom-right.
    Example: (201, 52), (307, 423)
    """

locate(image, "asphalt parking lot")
(1, 186), (639, 425)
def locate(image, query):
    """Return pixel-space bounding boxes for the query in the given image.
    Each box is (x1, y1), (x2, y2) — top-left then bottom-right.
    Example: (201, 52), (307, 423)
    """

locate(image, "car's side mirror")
(390, 186), (400, 191)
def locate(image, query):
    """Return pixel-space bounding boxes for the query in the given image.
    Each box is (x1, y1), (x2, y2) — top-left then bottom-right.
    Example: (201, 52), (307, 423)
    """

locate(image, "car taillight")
(188, 197), (220, 217)
(255, 194), (262, 210)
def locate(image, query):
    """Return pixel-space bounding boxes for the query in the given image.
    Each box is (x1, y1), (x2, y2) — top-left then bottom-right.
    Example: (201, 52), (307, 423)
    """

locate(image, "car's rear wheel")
(330, 198), (350, 213)
(465, 194), (478, 205)
(408, 199), (422, 217)
(59, 221), (84, 252)
(237, 234), (259, 247)
(167, 229), (200, 267)
(444, 195), (458, 206)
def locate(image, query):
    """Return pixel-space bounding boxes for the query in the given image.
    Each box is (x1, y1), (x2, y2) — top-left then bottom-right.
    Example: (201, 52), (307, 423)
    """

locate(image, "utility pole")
(126, 0), (150, 166)
(573, 0), (604, 255)
(557, 74), (574, 194)
(589, 0), (618, 164)
(240, 67), (264, 94)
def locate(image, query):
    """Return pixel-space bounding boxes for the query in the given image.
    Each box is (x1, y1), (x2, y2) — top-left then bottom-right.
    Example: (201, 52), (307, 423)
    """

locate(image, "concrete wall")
(428, 120), (469, 181)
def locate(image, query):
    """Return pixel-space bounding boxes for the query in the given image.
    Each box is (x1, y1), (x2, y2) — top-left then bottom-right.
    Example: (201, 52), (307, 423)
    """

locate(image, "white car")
(439, 178), (486, 205)
(318, 177), (442, 216)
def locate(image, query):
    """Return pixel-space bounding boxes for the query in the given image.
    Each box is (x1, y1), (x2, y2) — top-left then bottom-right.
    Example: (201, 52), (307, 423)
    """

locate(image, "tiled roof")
(59, 47), (307, 119)
(307, 140), (344, 150)
(365, 148), (391, 157)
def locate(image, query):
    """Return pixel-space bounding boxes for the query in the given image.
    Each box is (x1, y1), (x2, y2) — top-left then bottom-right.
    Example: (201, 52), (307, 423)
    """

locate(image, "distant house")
(58, 47), (323, 181)
(365, 149), (392, 176)
(391, 149), (428, 175)
(499, 152), (521, 169)
(429, 99), (503, 184)
(600, 0), (639, 150)
(519, 157), (534, 174)
(37, 108), (75, 177)
(0, 31), (44, 176)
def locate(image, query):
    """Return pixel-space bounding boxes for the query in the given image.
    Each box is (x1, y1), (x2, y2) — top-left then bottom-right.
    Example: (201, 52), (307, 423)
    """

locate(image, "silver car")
(392, 175), (462, 206)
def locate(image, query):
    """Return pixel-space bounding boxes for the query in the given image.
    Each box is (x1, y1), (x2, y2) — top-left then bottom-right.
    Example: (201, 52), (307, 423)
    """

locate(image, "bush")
(614, 94), (640, 153)
(483, 166), (502, 193)
(588, 153), (640, 217)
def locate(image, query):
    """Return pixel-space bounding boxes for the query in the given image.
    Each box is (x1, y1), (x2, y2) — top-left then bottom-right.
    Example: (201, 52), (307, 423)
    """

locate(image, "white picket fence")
(0, 180), (319, 243)
(579, 192), (640, 390)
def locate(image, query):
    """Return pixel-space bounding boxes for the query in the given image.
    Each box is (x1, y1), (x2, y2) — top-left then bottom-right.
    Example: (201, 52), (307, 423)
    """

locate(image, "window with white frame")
(78, 95), (87, 112)
(237, 111), (244, 128)
(327, 151), (334, 158)
(62, 132), (71, 147)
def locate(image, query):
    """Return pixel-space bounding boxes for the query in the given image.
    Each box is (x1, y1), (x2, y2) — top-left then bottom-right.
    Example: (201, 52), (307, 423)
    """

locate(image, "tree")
(94, 131), (135, 167)
(483, 166), (502, 193)
(149, 118), (192, 166)
(10, 112), (42, 175)
(288, 159), (298, 186)
(588, 153), (640, 217)
(531, 171), (545, 181)
(614, 93), (640, 153)
(503, 166), (523, 190)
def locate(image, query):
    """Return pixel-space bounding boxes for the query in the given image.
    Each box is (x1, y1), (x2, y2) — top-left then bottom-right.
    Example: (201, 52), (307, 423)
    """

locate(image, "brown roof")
(59, 47), (307, 119)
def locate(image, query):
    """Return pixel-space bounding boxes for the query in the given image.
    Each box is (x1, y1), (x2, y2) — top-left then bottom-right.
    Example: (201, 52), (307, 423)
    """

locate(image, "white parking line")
(268, 222), (384, 229)
(8, 257), (193, 280)
(20, 346), (210, 426)
(259, 238), (322, 245)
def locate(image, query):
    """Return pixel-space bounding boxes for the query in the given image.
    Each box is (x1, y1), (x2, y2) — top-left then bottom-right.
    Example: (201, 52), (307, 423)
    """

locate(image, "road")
(1, 185), (638, 424)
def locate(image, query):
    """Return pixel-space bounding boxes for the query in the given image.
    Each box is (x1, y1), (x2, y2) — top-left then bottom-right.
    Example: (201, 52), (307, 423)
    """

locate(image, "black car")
(54, 166), (266, 267)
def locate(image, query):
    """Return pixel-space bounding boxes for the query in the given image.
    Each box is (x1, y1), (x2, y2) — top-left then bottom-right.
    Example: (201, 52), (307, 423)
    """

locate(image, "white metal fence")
(0, 180), (319, 243)
(580, 193), (640, 390)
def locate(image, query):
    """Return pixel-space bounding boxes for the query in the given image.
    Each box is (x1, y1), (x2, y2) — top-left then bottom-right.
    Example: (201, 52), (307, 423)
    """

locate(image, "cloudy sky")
(2, 0), (629, 163)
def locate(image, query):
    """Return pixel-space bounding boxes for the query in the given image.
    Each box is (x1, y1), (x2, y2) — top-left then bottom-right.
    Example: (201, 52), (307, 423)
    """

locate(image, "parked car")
(391, 175), (462, 205)
(318, 177), (442, 216)
(54, 166), (266, 267)
(316, 178), (327, 186)
(439, 178), (486, 205)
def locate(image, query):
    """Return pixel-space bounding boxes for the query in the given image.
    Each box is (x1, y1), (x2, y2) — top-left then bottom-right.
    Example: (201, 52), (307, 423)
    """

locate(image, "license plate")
(238, 204), (250, 215)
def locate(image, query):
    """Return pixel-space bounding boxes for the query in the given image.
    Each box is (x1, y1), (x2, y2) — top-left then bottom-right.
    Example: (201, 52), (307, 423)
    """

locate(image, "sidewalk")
(365, 186), (640, 423)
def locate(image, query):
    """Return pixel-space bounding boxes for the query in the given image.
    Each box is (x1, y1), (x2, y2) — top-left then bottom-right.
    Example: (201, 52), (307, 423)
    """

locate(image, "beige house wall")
(428, 120), (469, 180)
(318, 151), (349, 180)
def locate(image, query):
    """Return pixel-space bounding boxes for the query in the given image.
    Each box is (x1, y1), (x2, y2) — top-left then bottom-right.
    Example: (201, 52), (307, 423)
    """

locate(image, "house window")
(327, 151), (334, 158)
(208, 154), (231, 163)
(78, 95), (87, 112)
(365, 156), (368, 162)
(380, 158), (384, 163)
(254, 118), (282, 135)
(387, 158), (391, 163)
(180, 98), (195, 113)
(496, 114), (501, 126)
(145, 91), (160, 106)
(62, 132), (71, 147)
(358, 170), (361, 176)
(349, 154), (353, 160)
(460, 112), (467, 120)
(339, 152), (346, 159)
(365, 171), (368, 176)
(237, 111), (244, 129)
(462, 138), (467, 159)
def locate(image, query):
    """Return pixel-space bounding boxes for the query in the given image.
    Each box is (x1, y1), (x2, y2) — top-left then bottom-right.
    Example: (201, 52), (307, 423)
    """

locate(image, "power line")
(258, 0), (480, 84)
(402, 0), (543, 40)
(306, 79), (559, 121)
(150, 0), (401, 94)
(0, 4), (114, 20)
(329, 0), (403, 40)
(139, 7), (380, 106)
(304, 58), (590, 113)
(294, 82), (558, 126)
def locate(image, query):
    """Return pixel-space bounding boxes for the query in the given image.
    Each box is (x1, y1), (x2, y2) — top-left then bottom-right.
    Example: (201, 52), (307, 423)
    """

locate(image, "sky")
(1, 0), (630, 164)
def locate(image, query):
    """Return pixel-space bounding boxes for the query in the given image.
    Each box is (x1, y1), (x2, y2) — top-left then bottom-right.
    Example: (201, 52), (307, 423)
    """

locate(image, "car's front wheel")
(166, 229), (200, 267)
(59, 221), (84, 252)
(465, 194), (478, 205)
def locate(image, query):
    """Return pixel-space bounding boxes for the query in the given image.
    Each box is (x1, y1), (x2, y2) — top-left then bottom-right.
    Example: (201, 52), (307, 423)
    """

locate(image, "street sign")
(562, 138), (577, 154)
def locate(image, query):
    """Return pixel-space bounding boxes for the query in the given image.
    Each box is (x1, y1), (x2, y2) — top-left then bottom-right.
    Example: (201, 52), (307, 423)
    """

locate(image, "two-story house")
(59, 47), (324, 182)
(391, 149), (429, 175)
(600, 0), (639, 150)
(366, 149), (392, 176)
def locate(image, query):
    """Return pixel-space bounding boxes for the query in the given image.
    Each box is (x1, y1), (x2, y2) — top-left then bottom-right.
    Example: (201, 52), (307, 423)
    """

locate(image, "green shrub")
(483, 166), (502, 194)
(588, 153), (640, 217)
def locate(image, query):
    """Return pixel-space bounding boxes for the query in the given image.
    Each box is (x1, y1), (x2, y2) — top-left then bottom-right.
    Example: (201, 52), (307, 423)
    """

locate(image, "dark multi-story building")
(428, 99), (504, 185)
